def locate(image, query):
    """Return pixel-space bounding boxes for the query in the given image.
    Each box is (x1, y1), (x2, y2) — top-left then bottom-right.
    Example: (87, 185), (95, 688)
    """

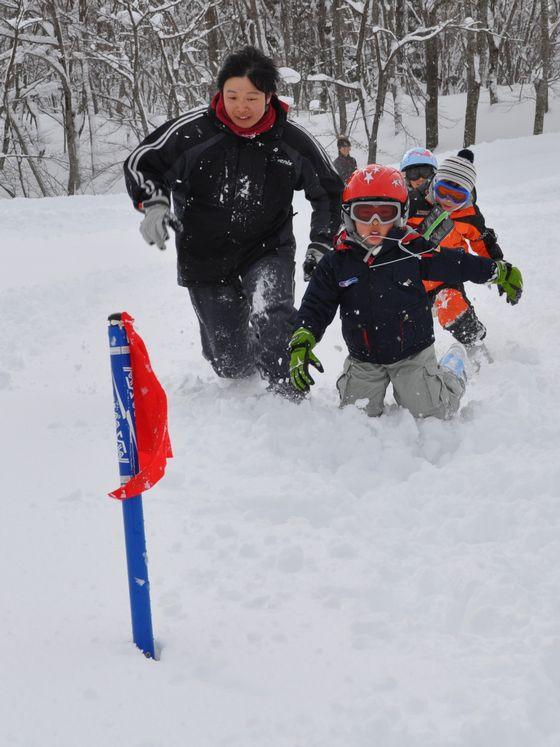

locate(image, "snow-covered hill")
(2, 131), (560, 746)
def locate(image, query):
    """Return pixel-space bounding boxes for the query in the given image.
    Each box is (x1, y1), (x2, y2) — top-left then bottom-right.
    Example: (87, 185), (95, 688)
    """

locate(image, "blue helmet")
(400, 147), (438, 172)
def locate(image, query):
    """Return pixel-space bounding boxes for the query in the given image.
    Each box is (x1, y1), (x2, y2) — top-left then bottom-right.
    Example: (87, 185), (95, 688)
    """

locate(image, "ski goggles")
(404, 165), (434, 182)
(346, 201), (401, 225)
(434, 179), (471, 206)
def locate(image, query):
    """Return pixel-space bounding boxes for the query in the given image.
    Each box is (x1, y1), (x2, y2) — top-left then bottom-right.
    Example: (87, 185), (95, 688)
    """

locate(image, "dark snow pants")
(188, 247), (297, 391)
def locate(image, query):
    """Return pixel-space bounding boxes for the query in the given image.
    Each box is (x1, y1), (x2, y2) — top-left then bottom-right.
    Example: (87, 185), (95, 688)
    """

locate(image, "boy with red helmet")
(288, 164), (522, 419)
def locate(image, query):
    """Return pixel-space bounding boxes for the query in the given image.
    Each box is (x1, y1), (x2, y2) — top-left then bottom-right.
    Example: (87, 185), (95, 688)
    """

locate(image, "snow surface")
(2, 131), (560, 746)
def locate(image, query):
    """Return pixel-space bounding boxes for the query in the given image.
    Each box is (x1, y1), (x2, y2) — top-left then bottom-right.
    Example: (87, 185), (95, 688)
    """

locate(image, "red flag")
(109, 312), (173, 500)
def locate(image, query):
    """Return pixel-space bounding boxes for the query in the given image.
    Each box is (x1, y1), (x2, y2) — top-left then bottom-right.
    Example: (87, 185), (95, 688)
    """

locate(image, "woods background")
(0, 0), (558, 198)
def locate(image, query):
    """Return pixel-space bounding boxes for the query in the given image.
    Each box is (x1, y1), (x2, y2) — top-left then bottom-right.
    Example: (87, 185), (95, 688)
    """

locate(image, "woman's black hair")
(217, 46), (280, 94)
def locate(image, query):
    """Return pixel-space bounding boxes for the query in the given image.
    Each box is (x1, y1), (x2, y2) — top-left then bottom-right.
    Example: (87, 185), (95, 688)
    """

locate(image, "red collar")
(211, 92), (288, 138)
(335, 228), (417, 265)
(334, 229), (351, 252)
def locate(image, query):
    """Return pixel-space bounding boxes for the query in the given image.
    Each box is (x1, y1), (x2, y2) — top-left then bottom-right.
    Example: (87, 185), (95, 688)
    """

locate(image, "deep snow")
(2, 130), (560, 746)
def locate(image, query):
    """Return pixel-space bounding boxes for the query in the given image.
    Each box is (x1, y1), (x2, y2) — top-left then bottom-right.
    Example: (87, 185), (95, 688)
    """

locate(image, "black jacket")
(333, 154), (357, 183)
(124, 98), (344, 286)
(296, 229), (497, 364)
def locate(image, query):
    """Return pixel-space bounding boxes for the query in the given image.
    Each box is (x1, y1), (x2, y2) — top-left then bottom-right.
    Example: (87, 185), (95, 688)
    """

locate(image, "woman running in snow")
(288, 165), (522, 419)
(124, 46), (343, 398)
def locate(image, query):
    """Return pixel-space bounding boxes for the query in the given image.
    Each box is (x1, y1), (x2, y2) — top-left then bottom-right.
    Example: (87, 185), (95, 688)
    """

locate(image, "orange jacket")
(408, 198), (503, 292)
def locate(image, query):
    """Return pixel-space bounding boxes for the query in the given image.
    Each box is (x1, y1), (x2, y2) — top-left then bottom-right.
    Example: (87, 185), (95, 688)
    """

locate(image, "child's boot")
(439, 343), (468, 387)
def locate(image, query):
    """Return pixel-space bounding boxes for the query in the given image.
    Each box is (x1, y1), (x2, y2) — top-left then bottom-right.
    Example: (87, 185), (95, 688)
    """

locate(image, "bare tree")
(366, 20), (452, 161)
(1, 0), (559, 197)
(420, 0), (446, 149)
(463, 4), (482, 147)
(533, 0), (550, 134)
(485, 0), (520, 104)
(331, 0), (348, 134)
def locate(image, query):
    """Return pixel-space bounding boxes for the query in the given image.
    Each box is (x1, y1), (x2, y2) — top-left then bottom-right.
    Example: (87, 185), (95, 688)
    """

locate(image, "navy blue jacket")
(124, 98), (343, 286)
(296, 229), (497, 364)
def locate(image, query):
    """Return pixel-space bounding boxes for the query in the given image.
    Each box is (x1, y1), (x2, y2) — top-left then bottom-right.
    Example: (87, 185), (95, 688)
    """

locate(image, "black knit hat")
(457, 148), (474, 163)
(337, 135), (351, 148)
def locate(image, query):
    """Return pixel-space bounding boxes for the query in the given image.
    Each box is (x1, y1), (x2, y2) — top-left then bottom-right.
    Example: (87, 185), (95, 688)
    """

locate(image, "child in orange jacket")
(407, 149), (505, 349)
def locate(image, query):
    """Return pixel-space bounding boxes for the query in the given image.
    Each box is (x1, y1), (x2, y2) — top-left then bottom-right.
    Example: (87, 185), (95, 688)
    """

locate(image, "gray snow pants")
(188, 247), (297, 390)
(336, 345), (465, 420)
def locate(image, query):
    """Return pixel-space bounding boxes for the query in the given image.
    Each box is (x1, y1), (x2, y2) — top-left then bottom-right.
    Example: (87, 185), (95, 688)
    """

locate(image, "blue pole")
(108, 313), (156, 659)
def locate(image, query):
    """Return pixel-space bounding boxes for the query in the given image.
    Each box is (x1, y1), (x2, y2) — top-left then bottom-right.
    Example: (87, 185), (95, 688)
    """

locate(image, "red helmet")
(343, 164), (408, 206)
(341, 165), (409, 248)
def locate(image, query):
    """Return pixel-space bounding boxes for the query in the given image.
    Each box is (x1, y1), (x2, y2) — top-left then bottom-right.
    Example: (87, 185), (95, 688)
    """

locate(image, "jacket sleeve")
(288, 125), (344, 245)
(459, 205), (504, 260)
(420, 247), (497, 285)
(123, 109), (205, 210)
(295, 254), (341, 342)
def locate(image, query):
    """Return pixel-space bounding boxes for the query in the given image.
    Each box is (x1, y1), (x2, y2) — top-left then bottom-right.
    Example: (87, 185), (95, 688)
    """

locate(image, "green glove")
(492, 260), (523, 305)
(288, 327), (324, 392)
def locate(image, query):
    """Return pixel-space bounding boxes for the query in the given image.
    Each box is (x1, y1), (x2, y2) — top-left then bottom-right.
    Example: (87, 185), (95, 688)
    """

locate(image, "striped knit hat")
(435, 153), (476, 192)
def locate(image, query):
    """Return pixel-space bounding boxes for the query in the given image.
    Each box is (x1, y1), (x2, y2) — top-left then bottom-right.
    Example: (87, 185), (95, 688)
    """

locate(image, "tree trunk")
(280, 0), (292, 66)
(463, 2), (481, 147)
(367, 36), (389, 162)
(79, 55), (96, 175)
(355, 0), (371, 142)
(541, 0), (550, 113)
(156, 34), (182, 119)
(392, 0), (405, 135)
(533, 0), (550, 134)
(487, 38), (499, 104)
(47, 0), (81, 193)
(248, 0), (269, 55)
(8, 110), (49, 196)
(424, 6), (439, 150)
(368, 71), (388, 162)
(533, 78), (546, 134)
(332, 0), (347, 134)
(485, 0), (499, 104)
(206, 4), (220, 78)
(0, 39), (18, 173)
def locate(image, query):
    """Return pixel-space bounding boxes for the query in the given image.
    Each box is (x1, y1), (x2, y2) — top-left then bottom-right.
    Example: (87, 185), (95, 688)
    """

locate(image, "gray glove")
(140, 197), (170, 251)
(417, 205), (454, 247)
(303, 242), (330, 282)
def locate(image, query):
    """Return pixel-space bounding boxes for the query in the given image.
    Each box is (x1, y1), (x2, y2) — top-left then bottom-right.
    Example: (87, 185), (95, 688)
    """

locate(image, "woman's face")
(222, 76), (271, 129)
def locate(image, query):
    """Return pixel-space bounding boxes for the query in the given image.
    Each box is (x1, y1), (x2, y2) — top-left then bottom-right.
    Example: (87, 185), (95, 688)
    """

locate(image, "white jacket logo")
(339, 277), (358, 288)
